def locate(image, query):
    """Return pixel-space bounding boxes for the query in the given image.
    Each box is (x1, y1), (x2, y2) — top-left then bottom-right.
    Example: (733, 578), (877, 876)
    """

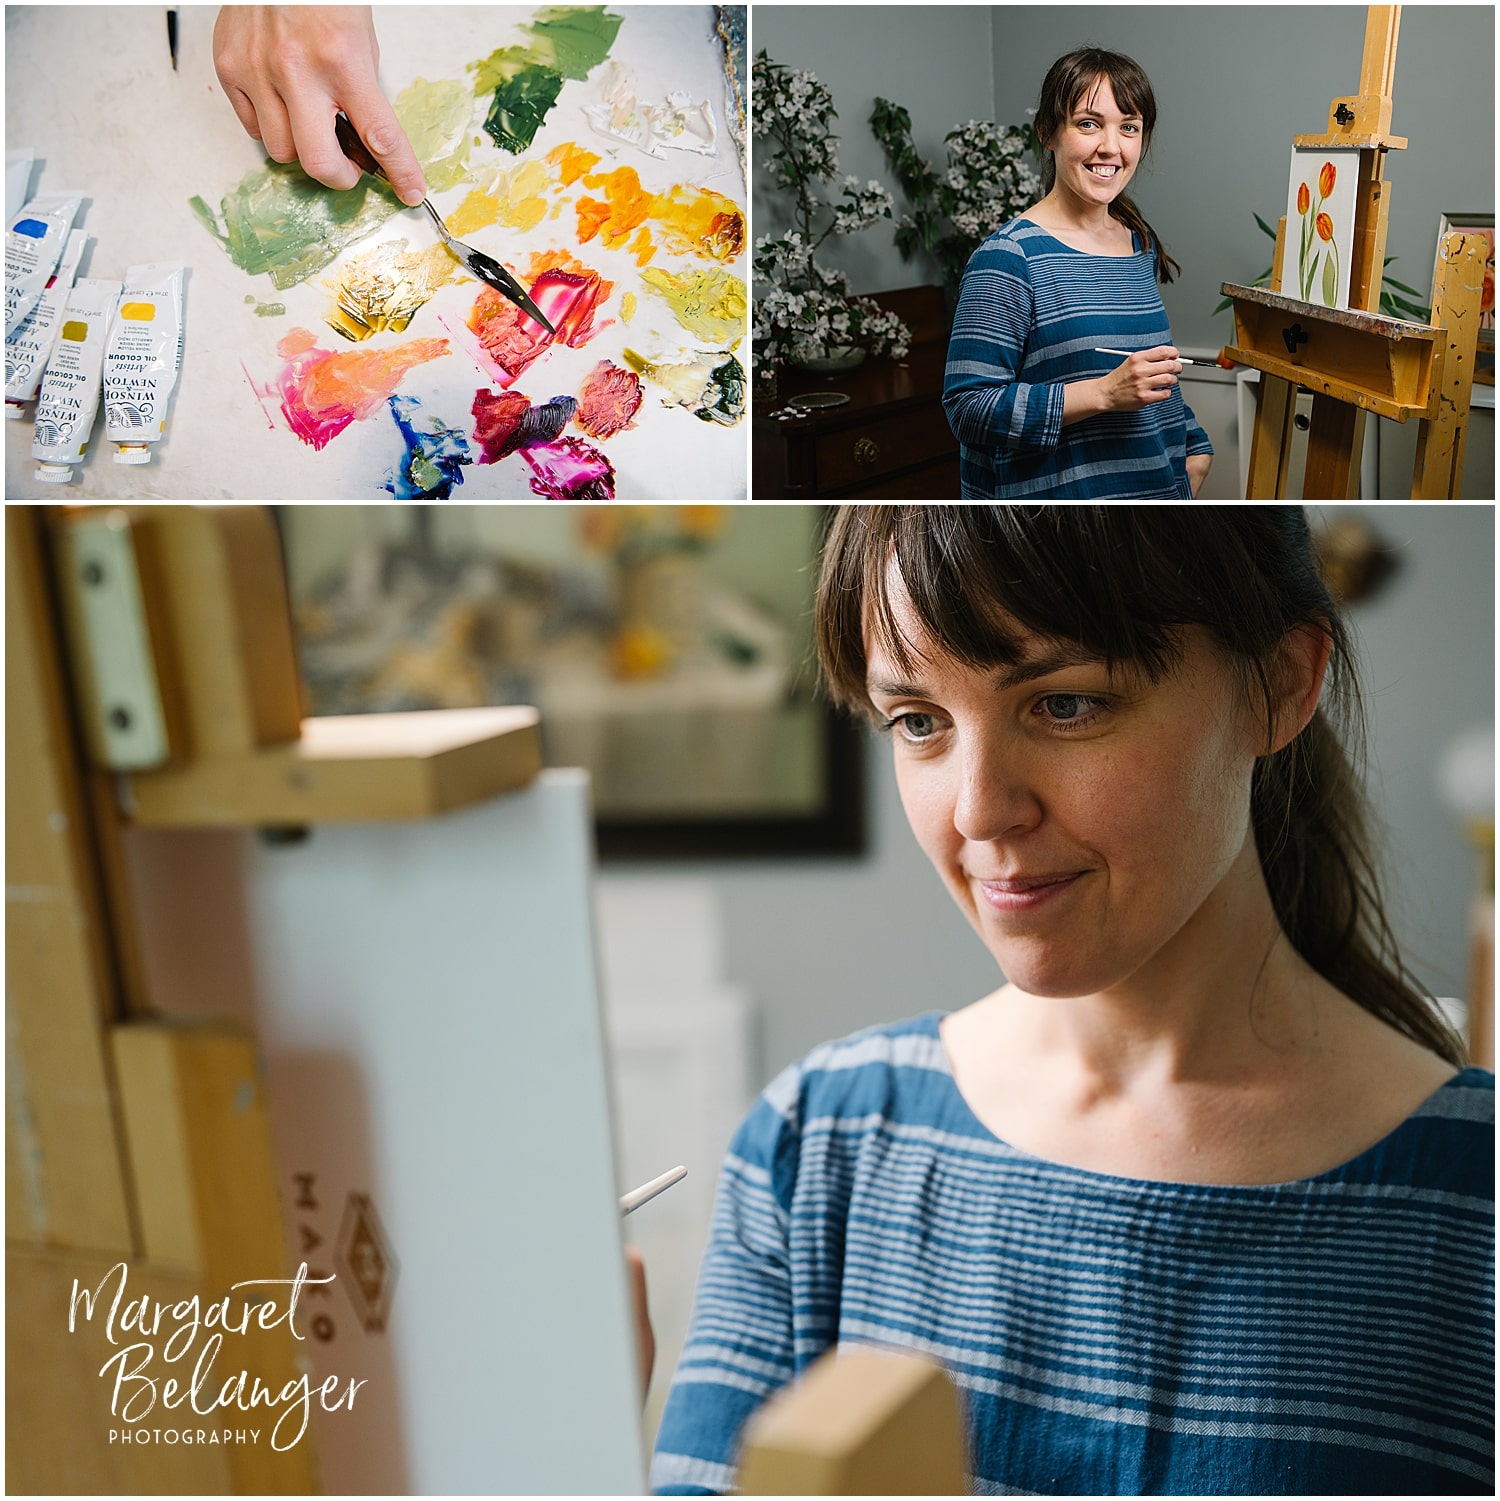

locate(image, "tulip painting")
(1288, 148), (1357, 310)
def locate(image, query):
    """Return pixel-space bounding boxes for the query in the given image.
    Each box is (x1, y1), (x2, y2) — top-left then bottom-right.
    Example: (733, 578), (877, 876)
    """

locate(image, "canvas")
(1285, 148), (1359, 311)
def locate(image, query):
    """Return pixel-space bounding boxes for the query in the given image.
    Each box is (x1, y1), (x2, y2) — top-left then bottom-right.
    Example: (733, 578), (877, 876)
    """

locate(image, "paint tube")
(6, 149), (34, 222)
(6, 193), (83, 336)
(103, 262), (184, 463)
(5, 229), (88, 418)
(30, 277), (121, 484)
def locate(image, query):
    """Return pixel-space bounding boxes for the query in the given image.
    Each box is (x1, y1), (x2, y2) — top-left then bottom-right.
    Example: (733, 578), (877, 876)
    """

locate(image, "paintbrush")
(334, 114), (555, 335)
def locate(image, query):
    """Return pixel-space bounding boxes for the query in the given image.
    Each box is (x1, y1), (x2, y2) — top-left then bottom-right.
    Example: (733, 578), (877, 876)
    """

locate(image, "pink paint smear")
(251, 327), (450, 449)
(521, 436), (616, 499)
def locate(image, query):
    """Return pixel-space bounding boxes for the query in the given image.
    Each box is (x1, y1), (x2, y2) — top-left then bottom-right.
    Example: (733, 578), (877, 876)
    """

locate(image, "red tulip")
(1319, 161), (1337, 198)
(1316, 212), (1334, 242)
(1297, 182), (1310, 215)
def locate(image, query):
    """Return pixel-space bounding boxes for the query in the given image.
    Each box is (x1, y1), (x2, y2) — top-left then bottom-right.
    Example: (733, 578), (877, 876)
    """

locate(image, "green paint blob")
(191, 77), (472, 289)
(253, 301), (288, 318)
(470, 6), (621, 153)
(483, 64), (564, 152)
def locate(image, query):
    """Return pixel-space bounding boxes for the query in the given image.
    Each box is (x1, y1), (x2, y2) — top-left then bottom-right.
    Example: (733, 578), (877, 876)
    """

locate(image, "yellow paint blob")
(449, 191), (502, 237)
(621, 292), (636, 323)
(61, 321), (87, 342)
(119, 302), (157, 322)
(639, 267), (746, 343)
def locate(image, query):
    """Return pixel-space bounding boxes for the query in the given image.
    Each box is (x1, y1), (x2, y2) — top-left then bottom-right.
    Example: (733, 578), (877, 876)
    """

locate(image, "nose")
(952, 733), (1042, 844)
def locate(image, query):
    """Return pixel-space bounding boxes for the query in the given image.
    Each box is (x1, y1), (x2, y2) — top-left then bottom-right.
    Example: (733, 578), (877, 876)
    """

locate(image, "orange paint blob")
(263, 332), (450, 449)
(547, 141), (602, 188)
(574, 166), (743, 263)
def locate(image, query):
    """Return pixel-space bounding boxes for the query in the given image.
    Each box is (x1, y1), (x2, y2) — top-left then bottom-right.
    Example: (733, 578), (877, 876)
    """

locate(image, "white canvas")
(1285, 148), (1360, 310)
(122, 771), (647, 1495)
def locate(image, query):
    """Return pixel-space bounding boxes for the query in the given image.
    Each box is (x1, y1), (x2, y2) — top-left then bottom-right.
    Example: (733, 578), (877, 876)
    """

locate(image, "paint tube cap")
(4, 403), (26, 420)
(34, 461), (74, 483)
(113, 443), (152, 465)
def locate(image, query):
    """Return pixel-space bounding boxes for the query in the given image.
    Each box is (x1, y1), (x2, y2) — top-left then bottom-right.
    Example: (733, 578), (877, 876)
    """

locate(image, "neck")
(1010, 838), (1335, 1094)
(1038, 183), (1119, 236)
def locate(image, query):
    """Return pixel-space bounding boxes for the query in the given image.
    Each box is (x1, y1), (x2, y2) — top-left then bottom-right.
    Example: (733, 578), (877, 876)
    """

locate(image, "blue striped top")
(651, 1011), (1494, 1495)
(943, 218), (1214, 499)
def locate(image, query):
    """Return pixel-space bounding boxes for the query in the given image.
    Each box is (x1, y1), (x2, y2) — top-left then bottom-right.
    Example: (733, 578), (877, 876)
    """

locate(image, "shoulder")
(1364, 1066), (1494, 1203)
(728, 1012), (953, 1213)
(762, 1012), (951, 1123)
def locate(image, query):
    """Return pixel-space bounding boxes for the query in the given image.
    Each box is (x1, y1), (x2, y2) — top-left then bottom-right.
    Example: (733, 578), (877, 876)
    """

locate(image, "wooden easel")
(1221, 5), (1486, 499)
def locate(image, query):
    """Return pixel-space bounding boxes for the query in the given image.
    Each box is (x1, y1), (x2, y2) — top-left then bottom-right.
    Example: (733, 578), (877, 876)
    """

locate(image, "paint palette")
(3, 5), (747, 499)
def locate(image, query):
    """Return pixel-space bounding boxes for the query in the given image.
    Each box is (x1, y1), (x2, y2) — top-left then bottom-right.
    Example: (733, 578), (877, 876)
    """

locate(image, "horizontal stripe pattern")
(942, 218), (1213, 499)
(650, 1012), (1494, 1495)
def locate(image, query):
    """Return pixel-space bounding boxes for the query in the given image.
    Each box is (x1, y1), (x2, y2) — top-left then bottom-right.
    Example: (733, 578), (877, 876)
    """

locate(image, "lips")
(973, 870), (1084, 913)
(978, 873), (1078, 892)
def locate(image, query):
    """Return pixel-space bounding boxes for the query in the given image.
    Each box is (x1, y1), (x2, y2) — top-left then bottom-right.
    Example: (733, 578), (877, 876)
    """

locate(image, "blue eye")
(1038, 694), (1107, 730)
(879, 711), (940, 743)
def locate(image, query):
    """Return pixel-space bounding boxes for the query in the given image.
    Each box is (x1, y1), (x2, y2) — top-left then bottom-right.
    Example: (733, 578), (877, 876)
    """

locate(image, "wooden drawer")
(814, 404), (957, 491)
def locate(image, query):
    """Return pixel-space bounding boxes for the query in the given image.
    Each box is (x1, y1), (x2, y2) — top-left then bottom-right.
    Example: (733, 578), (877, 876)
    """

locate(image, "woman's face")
(1046, 75), (1142, 209)
(867, 579), (1263, 1002)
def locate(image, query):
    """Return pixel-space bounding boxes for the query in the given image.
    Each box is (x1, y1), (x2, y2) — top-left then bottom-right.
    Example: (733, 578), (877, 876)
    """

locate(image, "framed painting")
(1285, 148), (1359, 310)
(276, 505), (865, 860)
(1437, 213), (1494, 385)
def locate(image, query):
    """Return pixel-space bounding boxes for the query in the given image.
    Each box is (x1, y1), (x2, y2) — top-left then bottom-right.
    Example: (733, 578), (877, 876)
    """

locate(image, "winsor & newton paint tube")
(31, 277), (121, 483)
(6, 229), (88, 417)
(6, 193), (82, 336)
(104, 262), (185, 462)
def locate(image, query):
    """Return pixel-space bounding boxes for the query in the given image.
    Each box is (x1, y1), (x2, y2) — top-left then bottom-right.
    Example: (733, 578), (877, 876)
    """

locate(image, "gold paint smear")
(322, 239), (465, 342)
(639, 267), (746, 343)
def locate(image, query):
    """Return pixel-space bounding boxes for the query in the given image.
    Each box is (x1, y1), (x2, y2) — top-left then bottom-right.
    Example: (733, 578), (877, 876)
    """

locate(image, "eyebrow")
(867, 645), (1105, 699)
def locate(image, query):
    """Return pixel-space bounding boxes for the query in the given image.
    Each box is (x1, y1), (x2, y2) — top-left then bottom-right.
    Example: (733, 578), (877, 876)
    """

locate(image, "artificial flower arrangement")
(752, 53), (911, 394)
(870, 100), (1043, 294)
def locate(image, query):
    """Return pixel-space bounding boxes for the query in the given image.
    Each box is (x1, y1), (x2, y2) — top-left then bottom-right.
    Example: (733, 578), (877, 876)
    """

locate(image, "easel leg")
(1304, 396), (1363, 499)
(1412, 233), (1485, 499)
(1245, 376), (1298, 497)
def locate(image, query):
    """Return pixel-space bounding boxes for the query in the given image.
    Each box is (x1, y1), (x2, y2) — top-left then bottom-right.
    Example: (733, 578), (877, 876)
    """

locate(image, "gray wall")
(754, 6), (1495, 351)
(604, 505), (1494, 1082)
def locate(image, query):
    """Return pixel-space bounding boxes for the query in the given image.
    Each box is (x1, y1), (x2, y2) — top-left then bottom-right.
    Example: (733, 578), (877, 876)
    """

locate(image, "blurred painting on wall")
(276, 505), (864, 857)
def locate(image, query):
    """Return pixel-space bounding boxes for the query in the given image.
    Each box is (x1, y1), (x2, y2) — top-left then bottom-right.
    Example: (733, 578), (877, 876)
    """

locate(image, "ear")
(1267, 623), (1333, 754)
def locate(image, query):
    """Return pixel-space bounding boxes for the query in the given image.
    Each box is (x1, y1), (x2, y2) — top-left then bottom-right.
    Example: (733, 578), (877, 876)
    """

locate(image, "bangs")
(815, 508), (1303, 715)
(1074, 67), (1151, 126)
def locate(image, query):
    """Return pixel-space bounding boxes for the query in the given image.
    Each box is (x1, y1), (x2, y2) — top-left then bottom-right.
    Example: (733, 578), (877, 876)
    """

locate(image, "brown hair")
(1035, 46), (1180, 284)
(815, 505), (1466, 1069)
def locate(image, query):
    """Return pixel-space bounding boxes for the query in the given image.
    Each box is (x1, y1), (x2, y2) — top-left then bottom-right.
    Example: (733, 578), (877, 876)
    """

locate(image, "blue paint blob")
(12, 218), (48, 238)
(382, 394), (473, 499)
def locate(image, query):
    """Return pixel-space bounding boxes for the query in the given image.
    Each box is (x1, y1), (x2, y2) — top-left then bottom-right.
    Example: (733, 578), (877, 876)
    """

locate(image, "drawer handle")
(853, 437), (880, 469)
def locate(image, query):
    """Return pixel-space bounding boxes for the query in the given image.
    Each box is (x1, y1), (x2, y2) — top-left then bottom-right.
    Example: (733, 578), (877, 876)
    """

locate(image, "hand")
(213, 6), (427, 205)
(625, 1246), (656, 1402)
(1186, 451), (1212, 498)
(1098, 345), (1182, 412)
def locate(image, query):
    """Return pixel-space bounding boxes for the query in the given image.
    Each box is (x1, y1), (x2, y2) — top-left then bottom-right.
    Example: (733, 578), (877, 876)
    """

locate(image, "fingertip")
(398, 181), (427, 207)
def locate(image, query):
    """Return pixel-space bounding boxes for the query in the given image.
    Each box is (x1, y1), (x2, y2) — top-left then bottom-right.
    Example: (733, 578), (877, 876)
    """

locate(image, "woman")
(944, 50), (1214, 499)
(649, 508), (1492, 1496)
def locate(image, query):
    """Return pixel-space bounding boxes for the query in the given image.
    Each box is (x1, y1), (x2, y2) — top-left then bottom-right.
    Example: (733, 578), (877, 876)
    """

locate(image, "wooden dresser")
(753, 286), (961, 499)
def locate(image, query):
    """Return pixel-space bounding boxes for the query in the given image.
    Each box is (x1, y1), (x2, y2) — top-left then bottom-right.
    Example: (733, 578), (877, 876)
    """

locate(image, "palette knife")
(334, 114), (555, 335)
